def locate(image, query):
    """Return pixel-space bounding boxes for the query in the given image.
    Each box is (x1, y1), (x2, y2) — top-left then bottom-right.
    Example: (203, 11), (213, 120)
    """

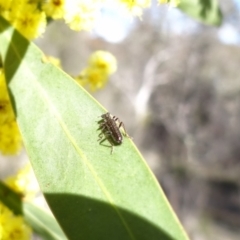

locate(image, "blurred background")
(1, 0), (240, 239)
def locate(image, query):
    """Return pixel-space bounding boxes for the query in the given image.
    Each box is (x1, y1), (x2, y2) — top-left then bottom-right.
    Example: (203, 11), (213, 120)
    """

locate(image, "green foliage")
(0, 17), (189, 240)
(178, 0), (223, 26)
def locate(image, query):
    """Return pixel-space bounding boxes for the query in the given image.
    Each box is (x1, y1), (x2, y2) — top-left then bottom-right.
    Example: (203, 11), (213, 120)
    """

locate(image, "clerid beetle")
(98, 112), (130, 154)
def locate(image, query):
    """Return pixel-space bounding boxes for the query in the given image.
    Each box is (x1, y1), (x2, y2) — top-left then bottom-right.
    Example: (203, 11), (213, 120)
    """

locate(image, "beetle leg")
(118, 121), (130, 138)
(113, 116), (118, 122)
(98, 132), (104, 141)
(98, 129), (111, 141)
(98, 135), (114, 154)
(110, 141), (114, 154)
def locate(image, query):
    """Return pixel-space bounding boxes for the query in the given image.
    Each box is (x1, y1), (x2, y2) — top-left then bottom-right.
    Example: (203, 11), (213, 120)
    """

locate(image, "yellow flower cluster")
(0, 0), (46, 39)
(0, 203), (32, 240)
(76, 50), (117, 91)
(64, 0), (103, 31)
(0, 0), (103, 39)
(0, 0), (180, 39)
(0, 70), (22, 155)
(0, 163), (37, 240)
(4, 163), (39, 200)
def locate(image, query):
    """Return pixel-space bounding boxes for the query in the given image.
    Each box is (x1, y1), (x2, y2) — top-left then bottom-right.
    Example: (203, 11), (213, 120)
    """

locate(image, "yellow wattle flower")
(0, 163), (38, 239)
(89, 50), (117, 75)
(0, 121), (22, 155)
(76, 51), (117, 91)
(42, 0), (66, 19)
(64, 0), (102, 31)
(0, 69), (22, 155)
(0, 0), (12, 12)
(12, 4), (47, 40)
(4, 163), (39, 200)
(0, 202), (32, 240)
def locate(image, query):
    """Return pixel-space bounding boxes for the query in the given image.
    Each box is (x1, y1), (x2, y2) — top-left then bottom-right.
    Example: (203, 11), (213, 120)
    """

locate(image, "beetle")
(98, 112), (129, 154)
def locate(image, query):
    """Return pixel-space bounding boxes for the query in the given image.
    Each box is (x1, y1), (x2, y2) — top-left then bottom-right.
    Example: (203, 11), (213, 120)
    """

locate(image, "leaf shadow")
(0, 16), (30, 115)
(45, 193), (178, 240)
(0, 16), (10, 37)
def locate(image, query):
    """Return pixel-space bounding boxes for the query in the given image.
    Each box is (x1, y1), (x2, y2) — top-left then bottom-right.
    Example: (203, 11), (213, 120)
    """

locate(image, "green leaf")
(0, 17), (189, 240)
(24, 203), (68, 240)
(0, 181), (67, 240)
(178, 0), (223, 26)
